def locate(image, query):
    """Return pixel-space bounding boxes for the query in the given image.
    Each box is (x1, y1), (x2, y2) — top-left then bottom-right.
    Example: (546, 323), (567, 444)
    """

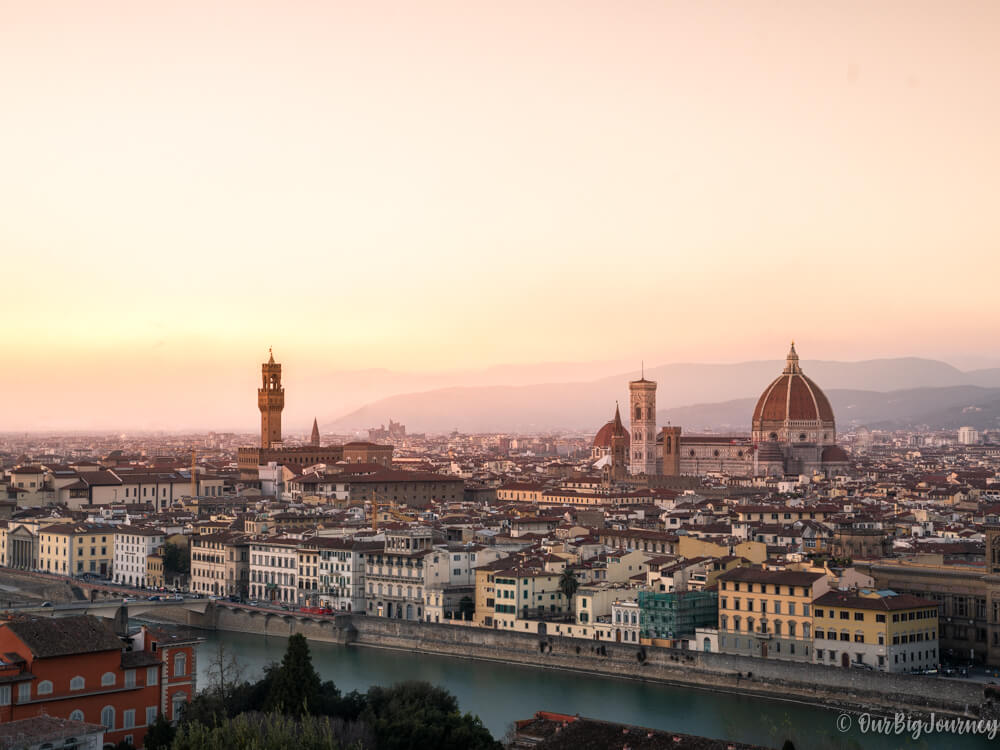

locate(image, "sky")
(2, 1), (999, 430)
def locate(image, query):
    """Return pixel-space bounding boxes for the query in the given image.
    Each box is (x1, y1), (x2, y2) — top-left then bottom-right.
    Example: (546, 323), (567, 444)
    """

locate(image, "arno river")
(193, 629), (995, 749)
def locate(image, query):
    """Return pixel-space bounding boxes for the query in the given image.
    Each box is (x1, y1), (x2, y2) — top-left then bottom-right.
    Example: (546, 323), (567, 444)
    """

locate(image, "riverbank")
(183, 627), (997, 750)
(137, 601), (989, 721)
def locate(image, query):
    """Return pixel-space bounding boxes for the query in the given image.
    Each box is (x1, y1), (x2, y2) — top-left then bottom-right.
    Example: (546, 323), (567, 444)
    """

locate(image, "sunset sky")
(2, 1), (999, 430)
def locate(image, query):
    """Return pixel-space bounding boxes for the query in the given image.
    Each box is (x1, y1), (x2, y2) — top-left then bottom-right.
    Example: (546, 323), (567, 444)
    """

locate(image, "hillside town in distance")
(2, 346), (1000, 748)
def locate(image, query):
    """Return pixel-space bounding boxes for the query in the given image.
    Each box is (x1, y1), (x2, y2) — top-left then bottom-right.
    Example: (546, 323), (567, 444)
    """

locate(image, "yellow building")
(147, 549), (165, 589)
(812, 590), (939, 673)
(36, 523), (115, 577)
(717, 567), (830, 662)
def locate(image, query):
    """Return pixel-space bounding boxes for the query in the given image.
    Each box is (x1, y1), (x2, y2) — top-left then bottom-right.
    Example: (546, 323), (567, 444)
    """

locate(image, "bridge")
(5, 597), (210, 620)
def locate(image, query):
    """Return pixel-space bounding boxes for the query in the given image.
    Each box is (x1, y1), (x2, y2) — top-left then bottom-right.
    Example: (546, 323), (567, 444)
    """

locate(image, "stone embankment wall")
(170, 603), (985, 716)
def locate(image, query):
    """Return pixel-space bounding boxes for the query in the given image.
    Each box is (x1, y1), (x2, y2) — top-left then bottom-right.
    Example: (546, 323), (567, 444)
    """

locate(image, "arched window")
(101, 672), (116, 687)
(172, 691), (188, 719)
(69, 709), (84, 722)
(70, 676), (85, 691)
(101, 705), (115, 730)
(174, 652), (187, 677)
(37, 680), (53, 695)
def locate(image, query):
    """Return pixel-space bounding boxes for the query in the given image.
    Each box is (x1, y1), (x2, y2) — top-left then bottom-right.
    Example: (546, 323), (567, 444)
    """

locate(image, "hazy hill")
(661, 386), (1000, 433)
(325, 358), (1000, 433)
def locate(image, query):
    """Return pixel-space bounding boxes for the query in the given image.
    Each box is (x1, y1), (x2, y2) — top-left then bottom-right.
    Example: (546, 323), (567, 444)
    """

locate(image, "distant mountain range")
(323, 357), (1000, 434)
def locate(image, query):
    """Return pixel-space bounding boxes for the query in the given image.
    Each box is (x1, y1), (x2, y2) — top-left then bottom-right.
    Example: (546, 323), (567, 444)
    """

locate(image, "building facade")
(113, 526), (165, 588)
(0, 616), (197, 748)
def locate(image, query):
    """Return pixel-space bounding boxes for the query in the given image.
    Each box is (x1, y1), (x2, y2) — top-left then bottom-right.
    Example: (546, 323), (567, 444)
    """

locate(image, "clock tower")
(258, 348), (284, 449)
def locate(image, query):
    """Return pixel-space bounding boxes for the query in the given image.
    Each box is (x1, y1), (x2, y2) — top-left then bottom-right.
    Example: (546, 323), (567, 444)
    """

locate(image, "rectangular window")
(124, 709), (135, 729)
(0, 686), (9, 705)
(147, 706), (158, 726)
(148, 666), (159, 686)
(18, 683), (29, 703)
(125, 669), (136, 688)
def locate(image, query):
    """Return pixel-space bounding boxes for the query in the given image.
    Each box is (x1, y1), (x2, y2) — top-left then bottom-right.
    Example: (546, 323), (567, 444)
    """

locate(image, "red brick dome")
(594, 405), (630, 449)
(752, 344), (835, 433)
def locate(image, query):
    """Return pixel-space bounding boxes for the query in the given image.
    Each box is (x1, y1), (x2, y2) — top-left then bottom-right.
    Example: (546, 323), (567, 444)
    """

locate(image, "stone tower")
(310, 417), (320, 447)
(258, 348), (284, 449)
(629, 369), (657, 475)
(610, 414), (628, 482)
(661, 425), (682, 477)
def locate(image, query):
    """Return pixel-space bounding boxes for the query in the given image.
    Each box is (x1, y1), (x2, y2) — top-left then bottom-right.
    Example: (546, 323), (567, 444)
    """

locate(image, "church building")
(593, 344), (850, 479)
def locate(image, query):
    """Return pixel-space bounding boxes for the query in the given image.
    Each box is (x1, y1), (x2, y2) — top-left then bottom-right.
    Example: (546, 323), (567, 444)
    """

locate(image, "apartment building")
(0, 616), (198, 748)
(249, 537), (300, 604)
(36, 523), (116, 577)
(812, 590), (940, 673)
(717, 567), (831, 662)
(191, 533), (250, 598)
(365, 528), (434, 620)
(112, 526), (164, 587)
(305, 538), (381, 613)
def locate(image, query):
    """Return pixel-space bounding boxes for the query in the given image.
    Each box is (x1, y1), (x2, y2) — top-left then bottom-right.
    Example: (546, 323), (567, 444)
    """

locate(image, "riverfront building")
(812, 589), (939, 673)
(112, 525), (165, 588)
(0, 617), (198, 748)
(638, 589), (719, 643)
(717, 568), (830, 662)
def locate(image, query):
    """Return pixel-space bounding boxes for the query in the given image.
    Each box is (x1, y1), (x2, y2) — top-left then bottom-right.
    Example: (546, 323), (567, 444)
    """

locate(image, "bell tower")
(629, 366), (657, 475)
(258, 348), (284, 449)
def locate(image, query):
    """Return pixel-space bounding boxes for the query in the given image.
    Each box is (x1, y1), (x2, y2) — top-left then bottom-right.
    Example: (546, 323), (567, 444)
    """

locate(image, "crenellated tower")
(258, 348), (284, 449)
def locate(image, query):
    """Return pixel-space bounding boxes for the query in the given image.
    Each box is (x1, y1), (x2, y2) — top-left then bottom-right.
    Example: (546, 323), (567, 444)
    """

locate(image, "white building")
(365, 527), (435, 620)
(958, 426), (981, 445)
(610, 599), (641, 643)
(112, 526), (164, 587)
(307, 537), (382, 613)
(249, 537), (300, 604)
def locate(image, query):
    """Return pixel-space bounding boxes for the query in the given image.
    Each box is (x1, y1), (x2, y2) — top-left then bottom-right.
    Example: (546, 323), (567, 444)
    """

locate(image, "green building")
(638, 590), (718, 640)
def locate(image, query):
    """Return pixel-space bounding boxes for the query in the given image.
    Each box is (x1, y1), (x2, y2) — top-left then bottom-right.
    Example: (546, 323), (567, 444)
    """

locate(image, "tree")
(458, 596), (475, 621)
(171, 711), (370, 750)
(163, 541), (190, 575)
(266, 633), (323, 716)
(207, 642), (245, 698)
(361, 681), (500, 750)
(144, 712), (176, 750)
(558, 568), (579, 611)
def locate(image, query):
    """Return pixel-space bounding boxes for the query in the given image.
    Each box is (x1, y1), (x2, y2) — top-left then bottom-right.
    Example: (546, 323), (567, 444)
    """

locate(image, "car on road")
(40, 601), (53, 608)
(147, 595), (161, 601)
(248, 600), (260, 607)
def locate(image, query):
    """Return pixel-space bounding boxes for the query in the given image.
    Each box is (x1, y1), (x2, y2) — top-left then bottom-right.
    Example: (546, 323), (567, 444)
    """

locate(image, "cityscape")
(3, 2), (999, 750)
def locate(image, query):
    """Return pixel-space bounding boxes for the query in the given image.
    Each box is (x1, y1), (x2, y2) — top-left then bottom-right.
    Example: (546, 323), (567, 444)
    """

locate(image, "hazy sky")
(2, 1), (998, 429)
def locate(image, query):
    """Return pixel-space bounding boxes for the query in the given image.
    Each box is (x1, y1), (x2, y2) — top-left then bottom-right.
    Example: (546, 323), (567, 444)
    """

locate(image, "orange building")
(0, 616), (199, 748)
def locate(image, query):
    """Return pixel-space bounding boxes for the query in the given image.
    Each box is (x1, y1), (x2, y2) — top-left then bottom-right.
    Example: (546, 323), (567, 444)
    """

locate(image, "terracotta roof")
(814, 591), (938, 611)
(5, 615), (123, 658)
(593, 405), (630, 450)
